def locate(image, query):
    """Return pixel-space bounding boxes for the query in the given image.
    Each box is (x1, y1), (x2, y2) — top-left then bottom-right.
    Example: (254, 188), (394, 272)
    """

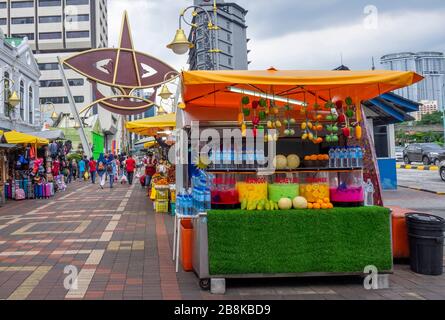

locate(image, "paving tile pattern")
(0, 181), (444, 300)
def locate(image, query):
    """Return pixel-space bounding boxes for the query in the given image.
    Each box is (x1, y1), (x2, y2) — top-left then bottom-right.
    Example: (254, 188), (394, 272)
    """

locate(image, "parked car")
(440, 157), (445, 182)
(395, 146), (404, 161)
(439, 150), (445, 181)
(403, 143), (445, 166)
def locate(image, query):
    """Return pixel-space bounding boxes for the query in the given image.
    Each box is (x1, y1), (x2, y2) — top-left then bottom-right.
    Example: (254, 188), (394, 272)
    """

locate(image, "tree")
(418, 111), (443, 125)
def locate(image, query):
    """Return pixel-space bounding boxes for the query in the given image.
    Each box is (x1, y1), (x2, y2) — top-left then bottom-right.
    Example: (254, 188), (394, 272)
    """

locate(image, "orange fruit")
(307, 203), (314, 209)
(317, 199), (324, 205)
(327, 203), (334, 209)
(321, 203), (328, 209)
(313, 203), (321, 210)
(323, 198), (330, 204)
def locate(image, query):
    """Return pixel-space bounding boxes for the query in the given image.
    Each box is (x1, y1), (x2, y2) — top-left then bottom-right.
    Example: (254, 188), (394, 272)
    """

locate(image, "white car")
(395, 146), (404, 162)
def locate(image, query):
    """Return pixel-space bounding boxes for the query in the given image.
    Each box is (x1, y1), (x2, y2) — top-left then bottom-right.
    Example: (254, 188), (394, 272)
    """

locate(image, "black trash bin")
(406, 213), (445, 276)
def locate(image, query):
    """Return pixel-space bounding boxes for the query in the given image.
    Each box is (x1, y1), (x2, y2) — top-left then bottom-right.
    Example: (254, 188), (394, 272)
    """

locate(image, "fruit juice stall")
(175, 69), (423, 291)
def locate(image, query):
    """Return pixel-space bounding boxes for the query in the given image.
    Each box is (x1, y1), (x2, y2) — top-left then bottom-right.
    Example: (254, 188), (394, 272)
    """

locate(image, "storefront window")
(4, 72), (9, 117)
(374, 125), (389, 158)
(29, 86), (33, 124)
(20, 81), (25, 120)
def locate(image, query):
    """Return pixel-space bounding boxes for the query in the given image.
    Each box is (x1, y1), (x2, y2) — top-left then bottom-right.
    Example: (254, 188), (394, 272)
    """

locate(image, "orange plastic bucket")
(180, 219), (193, 272)
(392, 210), (410, 258)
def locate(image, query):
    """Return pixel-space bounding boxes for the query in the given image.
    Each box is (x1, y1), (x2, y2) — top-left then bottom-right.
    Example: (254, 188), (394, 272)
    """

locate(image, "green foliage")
(67, 153), (82, 162)
(207, 207), (392, 275)
(418, 111), (443, 125)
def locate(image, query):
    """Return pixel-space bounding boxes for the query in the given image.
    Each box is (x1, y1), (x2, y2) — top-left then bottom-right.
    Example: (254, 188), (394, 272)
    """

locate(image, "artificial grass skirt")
(207, 207), (392, 275)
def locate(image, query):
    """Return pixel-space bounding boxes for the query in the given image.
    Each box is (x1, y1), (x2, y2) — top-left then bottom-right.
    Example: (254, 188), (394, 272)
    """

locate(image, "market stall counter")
(174, 68), (423, 292)
(193, 207), (391, 287)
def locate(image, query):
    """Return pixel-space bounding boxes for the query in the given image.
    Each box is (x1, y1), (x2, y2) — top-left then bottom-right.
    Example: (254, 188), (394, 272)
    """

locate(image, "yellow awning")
(4, 131), (49, 146)
(143, 141), (158, 149)
(126, 113), (176, 136)
(182, 69), (424, 109)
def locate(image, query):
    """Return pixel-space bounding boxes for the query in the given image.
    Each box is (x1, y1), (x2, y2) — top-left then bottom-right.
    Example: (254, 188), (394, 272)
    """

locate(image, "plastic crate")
(155, 187), (169, 201)
(155, 200), (169, 213)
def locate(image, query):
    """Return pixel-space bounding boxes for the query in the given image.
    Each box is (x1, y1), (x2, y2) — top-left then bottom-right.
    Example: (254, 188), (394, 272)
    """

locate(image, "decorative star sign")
(63, 11), (179, 116)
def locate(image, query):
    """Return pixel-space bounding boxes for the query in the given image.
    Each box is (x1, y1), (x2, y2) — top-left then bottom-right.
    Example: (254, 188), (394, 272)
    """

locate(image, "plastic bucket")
(180, 219), (193, 272)
(392, 211), (410, 259)
(406, 213), (445, 276)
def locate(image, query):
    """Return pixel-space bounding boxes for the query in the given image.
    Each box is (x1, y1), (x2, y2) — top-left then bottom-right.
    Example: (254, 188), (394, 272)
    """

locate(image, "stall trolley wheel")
(199, 278), (210, 291)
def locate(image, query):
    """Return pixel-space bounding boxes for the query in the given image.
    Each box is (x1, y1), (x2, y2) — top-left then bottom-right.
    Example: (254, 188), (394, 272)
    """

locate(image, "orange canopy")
(182, 69), (423, 109)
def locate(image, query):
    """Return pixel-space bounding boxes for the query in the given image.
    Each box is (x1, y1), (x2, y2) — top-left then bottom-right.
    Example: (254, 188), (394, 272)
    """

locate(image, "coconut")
(274, 155), (288, 170)
(293, 196), (308, 209)
(278, 198), (293, 210)
(287, 154), (300, 169)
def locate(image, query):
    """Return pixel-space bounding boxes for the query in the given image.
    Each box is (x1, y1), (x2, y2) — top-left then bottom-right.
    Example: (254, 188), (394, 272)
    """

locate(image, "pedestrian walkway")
(0, 181), (444, 300)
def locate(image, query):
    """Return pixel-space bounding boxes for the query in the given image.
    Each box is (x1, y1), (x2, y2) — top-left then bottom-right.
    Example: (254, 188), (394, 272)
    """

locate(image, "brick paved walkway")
(0, 181), (444, 300)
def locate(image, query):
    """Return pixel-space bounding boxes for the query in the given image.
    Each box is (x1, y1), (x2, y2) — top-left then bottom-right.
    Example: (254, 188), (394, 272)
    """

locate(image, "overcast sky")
(108, 0), (445, 71)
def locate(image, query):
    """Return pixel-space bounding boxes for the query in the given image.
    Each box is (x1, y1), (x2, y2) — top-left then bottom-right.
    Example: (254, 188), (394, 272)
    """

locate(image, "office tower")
(381, 52), (445, 110)
(0, 0), (108, 115)
(188, 0), (249, 70)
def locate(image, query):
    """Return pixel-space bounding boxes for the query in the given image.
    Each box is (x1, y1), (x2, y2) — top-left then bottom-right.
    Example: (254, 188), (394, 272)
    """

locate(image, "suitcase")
(27, 182), (34, 199)
(45, 183), (51, 198)
(35, 184), (42, 199)
(11, 183), (15, 200)
(15, 188), (25, 201)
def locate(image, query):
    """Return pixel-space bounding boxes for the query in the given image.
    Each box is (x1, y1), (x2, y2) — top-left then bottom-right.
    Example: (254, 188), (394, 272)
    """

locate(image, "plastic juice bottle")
(357, 147), (364, 167)
(334, 148), (341, 168)
(329, 148), (335, 168)
(364, 179), (375, 206)
(346, 147), (352, 168)
(205, 188), (211, 210)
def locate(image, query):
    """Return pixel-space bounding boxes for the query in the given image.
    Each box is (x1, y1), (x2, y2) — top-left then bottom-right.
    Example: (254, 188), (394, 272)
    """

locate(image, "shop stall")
(174, 69), (423, 291)
(2, 131), (56, 200)
(126, 114), (177, 213)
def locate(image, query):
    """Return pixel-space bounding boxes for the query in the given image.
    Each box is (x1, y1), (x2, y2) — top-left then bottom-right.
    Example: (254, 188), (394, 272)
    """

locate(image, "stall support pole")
(57, 57), (92, 159)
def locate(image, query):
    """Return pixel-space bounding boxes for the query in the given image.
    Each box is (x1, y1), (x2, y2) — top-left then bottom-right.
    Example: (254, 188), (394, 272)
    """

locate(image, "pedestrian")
(97, 153), (106, 189)
(145, 152), (157, 188)
(78, 156), (86, 181)
(71, 159), (78, 181)
(89, 157), (97, 184)
(119, 153), (125, 178)
(107, 154), (117, 189)
(52, 157), (60, 177)
(125, 154), (136, 185)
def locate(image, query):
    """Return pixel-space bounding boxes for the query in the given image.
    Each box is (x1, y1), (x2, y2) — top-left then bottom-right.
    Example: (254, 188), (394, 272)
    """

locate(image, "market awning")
(182, 69), (424, 109)
(26, 130), (66, 141)
(4, 131), (49, 146)
(125, 113), (176, 136)
(144, 141), (158, 149)
(0, 143), (18, 149)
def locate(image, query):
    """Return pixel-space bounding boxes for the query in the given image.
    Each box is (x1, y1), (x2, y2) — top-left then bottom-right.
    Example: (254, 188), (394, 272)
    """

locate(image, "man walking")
(89, 157), (97, 184)
(125, 154), (136, 185)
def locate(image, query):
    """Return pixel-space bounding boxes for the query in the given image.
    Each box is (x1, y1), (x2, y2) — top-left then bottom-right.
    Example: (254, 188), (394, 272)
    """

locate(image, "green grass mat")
(207, 207), (392, 275)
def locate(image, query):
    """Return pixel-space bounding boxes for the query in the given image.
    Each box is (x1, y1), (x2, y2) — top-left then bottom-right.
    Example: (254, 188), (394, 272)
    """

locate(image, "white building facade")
(0, 32), (41, 132)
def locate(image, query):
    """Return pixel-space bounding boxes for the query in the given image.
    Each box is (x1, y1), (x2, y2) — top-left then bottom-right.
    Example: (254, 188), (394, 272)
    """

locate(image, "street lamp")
(40, 102), (59, 124)
(0, 78), (21, 112)
(167, 0), (220, 69)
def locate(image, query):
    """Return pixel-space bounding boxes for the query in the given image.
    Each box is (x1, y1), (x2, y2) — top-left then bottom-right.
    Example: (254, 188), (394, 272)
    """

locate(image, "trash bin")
(406, 213), (445, 275)
(180, 219), (193, 272)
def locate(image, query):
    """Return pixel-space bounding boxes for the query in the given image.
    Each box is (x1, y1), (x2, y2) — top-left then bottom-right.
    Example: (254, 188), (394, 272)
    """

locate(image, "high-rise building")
(381, 52), (445, 110)
(410, 100), (439, 121)
(188, 0), (249, 70)
(0, 0), (108, 115)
